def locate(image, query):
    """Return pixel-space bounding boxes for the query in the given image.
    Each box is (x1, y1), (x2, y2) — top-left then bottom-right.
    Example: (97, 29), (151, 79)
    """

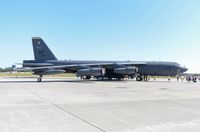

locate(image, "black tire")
(37, 78), (42, 82)
(85, 76), (91, 80)
(116, 78), (122, 81)
(136, 76), (142, 81)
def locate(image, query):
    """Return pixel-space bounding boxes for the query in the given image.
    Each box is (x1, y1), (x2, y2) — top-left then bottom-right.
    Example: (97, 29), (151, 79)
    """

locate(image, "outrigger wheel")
(37, 75), (43, 82)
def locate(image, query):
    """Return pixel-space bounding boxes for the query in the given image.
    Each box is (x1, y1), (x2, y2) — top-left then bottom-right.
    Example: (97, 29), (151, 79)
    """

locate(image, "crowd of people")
(185, 75), (199, 83)
(171, 75), (199, 83)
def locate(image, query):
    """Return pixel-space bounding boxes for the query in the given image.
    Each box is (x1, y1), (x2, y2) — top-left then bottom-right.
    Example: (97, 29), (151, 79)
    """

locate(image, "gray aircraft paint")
(32, 37), (57, 61)
(21, 37), (188, 81)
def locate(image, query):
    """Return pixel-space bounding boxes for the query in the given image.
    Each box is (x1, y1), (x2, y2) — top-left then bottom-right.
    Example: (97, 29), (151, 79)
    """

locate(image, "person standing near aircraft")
(168, 76), (171, 82)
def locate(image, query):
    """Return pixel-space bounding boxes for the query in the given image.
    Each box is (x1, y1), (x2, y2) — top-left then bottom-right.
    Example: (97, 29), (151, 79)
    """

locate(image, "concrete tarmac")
(0, 77), (200, 132)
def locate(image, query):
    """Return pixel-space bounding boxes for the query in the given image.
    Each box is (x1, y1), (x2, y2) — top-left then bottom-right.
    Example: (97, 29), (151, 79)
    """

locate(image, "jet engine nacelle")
(76, 68), (105, 77)
(35, 69), (65, 75)
(114, 66), (138, 75)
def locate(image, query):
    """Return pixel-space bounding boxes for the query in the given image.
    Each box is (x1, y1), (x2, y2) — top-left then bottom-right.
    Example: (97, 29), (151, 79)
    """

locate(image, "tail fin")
(32, 37), (57, 61)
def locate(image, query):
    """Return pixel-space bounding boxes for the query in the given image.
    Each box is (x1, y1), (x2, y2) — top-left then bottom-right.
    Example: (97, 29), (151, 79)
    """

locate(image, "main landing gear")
(136, 76), (143, 81)
(136, 75), (149, 81)
(37, 75), (43, 82)
(80, 76), (91, 80)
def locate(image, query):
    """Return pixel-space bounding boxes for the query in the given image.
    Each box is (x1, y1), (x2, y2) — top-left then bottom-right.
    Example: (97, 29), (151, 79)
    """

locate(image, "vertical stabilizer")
(32, 37), (57, 61)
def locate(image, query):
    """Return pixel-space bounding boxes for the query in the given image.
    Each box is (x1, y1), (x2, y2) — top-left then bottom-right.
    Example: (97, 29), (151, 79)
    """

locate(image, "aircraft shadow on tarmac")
(0, 80), (94, 83)
(0, 77), (176, 83)
(0, 78), (129, 83)
(0, 79), (175, 84)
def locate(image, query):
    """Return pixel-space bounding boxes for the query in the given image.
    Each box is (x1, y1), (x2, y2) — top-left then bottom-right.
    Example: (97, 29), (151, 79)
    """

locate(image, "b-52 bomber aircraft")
(16, 37), (188, 82)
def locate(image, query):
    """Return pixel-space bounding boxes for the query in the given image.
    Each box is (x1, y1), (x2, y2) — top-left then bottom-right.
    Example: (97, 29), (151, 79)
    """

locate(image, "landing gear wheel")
(37, 75), (43, 82)
(108, 77), (112, 80)
(37, 78), (42, 82)
(96, 76), (103, 81)
(85, 76), (91, 80)
(116, 78), (122, 81)
(130, 75), (135, 79)
(136, 76), (142, 81)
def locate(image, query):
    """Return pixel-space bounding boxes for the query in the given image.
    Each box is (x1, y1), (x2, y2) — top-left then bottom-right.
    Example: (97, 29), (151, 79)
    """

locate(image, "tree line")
(0, 67), (13, 72)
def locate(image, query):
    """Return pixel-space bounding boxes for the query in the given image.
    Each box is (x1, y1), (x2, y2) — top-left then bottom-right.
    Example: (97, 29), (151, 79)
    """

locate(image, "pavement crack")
(23, 88), (106, 132)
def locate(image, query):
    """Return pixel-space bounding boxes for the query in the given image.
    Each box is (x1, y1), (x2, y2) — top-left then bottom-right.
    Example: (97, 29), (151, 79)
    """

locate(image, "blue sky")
(0, 0), (200, 72)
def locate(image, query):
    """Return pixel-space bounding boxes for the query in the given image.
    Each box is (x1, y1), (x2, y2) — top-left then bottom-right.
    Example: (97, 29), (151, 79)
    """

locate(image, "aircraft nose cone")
(181, 67), (188, 72)
(177, 67), (188, 73)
